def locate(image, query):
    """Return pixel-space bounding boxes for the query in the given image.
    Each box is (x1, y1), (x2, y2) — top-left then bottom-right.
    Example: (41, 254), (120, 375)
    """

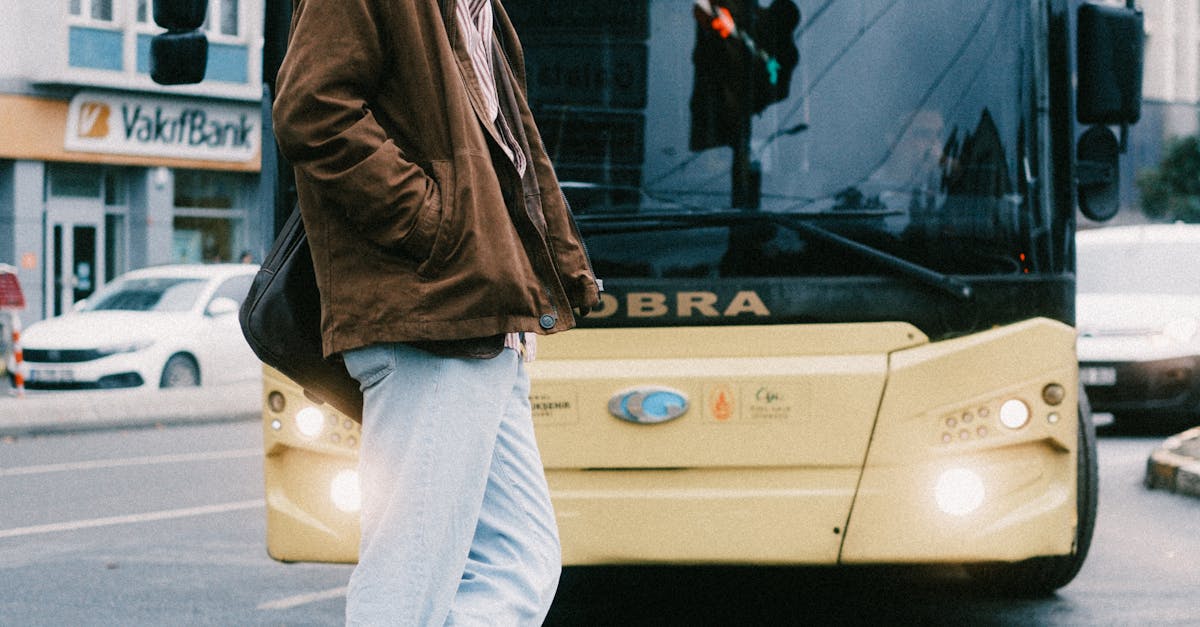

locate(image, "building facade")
(0, 0), (265, 323)
(1105, 0), (1200, 225)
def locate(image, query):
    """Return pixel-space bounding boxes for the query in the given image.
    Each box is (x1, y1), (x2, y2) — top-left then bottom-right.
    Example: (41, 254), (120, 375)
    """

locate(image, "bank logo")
(65, 90), (259, 162)
(77, 102), (111, 139)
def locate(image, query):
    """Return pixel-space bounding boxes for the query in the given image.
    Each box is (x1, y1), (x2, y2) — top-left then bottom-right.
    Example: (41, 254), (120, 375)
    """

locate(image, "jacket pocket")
(399, 160), (449, 264)
(417, 159), (455, 278)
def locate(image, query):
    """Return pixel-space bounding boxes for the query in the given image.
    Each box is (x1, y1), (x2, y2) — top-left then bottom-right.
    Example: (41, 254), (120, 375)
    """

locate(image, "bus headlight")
(330, 469), (362, 513)
(934, 468), (985, 516)
(295, 407), (325, 438)
(998, 399), (1030, 430)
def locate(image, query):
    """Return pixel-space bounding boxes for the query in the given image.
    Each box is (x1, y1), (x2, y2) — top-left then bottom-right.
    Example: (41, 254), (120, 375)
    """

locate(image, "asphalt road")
(1, 422), (1197, 626)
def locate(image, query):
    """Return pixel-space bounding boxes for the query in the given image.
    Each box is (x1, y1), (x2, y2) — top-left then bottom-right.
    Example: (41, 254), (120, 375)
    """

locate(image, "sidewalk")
(1145, 426), (1200, 499)
(0, 380), (260, 437)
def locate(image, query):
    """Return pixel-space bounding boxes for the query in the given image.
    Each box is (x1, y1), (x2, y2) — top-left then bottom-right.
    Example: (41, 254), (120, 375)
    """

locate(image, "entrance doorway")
(44, 201), (105, 318)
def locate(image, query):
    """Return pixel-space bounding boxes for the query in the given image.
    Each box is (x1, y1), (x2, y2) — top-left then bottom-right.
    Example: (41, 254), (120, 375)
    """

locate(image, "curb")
(0, 382), (261, 437)
(1144, 426), (1200, 499)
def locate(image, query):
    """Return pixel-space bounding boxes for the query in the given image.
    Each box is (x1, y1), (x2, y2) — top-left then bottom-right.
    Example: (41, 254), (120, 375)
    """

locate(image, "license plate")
(1079, 366), (1117, 386)
(29, 369), (75, 383)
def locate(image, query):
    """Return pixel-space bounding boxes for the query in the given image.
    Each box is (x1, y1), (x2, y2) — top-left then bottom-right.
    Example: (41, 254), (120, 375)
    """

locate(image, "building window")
(174, 170), (239, 209)
(173, 170), (250, 264)
(70, 0), (116, 23)
(68, 0), (123, 70)
(128, 0), (253, 85)
(217, 0), (240, 37)
(203, 0), (241, 39)
(48, 163), (102, 199)
(173, 215), (241, 263)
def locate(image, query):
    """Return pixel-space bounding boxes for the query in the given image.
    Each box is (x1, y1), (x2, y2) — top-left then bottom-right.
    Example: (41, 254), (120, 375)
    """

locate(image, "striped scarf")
(456, 0), (526, 176)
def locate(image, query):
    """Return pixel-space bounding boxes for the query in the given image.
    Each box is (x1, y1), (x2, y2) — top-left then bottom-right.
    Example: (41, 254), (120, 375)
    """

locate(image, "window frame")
(134, 0), (153, 27)
(133, 0), (244, 42)
(69, 0), (121, 27)
(206, 0), (246, 43)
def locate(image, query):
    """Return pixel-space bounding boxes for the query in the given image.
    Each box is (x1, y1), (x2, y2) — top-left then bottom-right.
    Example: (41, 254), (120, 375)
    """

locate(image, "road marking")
(0, 499), (263, 539)
(258, 586), (349, 611)
(0, 448), (261, 477)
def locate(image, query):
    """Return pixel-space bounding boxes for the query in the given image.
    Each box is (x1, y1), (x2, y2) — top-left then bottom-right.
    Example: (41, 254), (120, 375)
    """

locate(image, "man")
(272, 0), (601, 623)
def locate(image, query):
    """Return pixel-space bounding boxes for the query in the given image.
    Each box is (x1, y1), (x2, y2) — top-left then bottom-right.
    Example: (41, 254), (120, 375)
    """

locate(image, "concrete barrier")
(0, 381), (260, 437)
(1145, 426), (1200, 499)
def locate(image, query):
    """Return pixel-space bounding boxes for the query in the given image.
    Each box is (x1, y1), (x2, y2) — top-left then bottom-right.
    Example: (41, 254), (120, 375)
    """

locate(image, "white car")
(1076, 224), (1200, 430)
(20, 264), (261, 390)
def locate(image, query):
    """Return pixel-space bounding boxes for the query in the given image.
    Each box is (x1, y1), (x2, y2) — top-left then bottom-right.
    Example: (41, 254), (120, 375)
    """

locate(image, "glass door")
(44, 202), (105, 317)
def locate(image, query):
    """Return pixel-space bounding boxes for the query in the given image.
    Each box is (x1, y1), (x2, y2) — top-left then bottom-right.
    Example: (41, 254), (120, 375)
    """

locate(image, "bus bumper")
(260, 319), (1081, 567)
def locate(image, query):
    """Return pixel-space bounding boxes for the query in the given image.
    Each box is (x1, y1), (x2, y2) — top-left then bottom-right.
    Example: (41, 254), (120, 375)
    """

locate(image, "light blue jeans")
(342, 342), (561, 626)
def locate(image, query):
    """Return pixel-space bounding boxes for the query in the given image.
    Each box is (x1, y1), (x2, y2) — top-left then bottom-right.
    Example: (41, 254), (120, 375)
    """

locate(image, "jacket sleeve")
(272, 0), (439, 254)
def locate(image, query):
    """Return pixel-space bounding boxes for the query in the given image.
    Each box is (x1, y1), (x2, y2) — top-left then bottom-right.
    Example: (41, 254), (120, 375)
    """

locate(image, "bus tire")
(966, 402), (1098, 596)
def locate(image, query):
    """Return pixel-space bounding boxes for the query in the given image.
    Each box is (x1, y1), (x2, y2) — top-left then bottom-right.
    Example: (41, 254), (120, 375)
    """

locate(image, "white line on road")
(0, 499), (264, 539)
(0, 448), (261, 477)
(257, 586), (349, 611)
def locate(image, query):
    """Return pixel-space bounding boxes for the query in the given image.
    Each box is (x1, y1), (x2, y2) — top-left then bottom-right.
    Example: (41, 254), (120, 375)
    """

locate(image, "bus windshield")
(509, 0), (1049, 283)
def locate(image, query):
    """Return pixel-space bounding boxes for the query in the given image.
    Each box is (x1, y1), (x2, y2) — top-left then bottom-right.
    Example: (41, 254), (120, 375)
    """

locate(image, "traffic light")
(150, 0), (209, 85)
(690, 0), (800, 151)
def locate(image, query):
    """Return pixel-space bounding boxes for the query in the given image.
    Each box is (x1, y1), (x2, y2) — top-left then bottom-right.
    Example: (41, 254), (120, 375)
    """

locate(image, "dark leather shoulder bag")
(239, 207), (364, 422)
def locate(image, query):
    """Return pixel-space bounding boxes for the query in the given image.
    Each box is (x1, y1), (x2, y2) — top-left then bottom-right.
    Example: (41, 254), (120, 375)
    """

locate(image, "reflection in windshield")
(86, 278), (206, 312)
(510, 0), (1042, 279)
(689, 0), (801, 153)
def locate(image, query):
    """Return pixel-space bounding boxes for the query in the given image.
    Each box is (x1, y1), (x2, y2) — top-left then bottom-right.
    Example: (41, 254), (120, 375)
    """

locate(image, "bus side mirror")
(150, 0), (209, 85)
(1076, 3), (1144, 125)
(1075, 3), (1143, 223)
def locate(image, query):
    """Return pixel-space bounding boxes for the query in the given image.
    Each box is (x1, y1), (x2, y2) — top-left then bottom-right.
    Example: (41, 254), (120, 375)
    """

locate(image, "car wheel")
(160, 354), (200, 388)
(965, 400), (1098, 596)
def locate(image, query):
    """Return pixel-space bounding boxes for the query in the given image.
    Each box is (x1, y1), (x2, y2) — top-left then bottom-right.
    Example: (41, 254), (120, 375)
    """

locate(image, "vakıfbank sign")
(65, 90), (258, 163)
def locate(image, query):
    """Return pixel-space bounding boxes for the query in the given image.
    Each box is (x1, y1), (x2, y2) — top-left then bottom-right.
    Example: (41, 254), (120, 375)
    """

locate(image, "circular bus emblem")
(608, 386), (689, 424)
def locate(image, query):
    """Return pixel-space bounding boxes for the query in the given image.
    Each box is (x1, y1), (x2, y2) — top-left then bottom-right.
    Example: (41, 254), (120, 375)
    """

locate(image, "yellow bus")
(153, 0), (1144, 596)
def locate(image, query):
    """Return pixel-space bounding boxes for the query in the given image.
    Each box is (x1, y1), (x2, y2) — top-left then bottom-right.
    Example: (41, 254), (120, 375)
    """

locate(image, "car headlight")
(96, 340), (154, 357)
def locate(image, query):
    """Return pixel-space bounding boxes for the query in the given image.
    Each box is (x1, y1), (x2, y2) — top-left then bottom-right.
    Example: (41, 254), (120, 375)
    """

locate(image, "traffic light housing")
(690, 0), (800, 151)
(150, 0), (209, 85)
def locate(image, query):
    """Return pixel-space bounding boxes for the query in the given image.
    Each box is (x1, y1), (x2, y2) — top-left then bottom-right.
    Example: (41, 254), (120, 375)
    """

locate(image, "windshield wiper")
(773, 218), (973, 301)
(573, 209), (974, 301)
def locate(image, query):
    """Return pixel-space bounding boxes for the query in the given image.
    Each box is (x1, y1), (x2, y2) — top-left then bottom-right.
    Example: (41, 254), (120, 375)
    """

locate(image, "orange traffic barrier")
(1, 265), (27, 397)
(10, 314), (24, 398)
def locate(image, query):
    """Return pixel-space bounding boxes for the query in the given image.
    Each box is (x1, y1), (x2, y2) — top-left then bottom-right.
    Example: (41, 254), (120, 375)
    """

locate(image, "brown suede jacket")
(273, 0), (601, 358)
